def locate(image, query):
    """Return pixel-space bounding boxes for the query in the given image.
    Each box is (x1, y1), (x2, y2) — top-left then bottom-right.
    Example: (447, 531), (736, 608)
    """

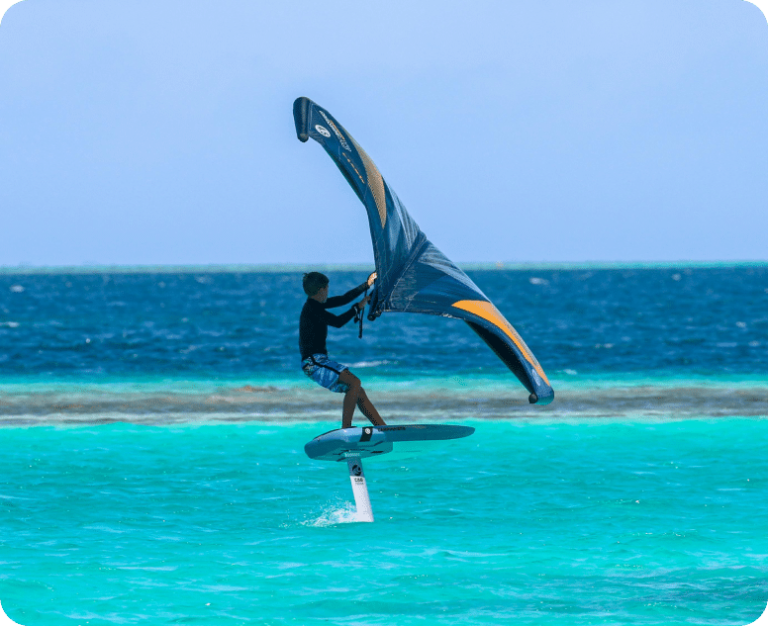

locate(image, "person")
(299, 271), (386, 428)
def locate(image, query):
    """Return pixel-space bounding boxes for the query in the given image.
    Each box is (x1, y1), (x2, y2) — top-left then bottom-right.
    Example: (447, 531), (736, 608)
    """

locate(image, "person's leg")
(337, 370), (386, 427)
(356, 387), (386, 426)
(338, 370), (360, 428)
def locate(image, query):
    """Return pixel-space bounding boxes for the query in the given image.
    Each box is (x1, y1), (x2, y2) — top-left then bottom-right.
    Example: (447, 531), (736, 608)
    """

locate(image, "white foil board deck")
(304, 424), (475, 462)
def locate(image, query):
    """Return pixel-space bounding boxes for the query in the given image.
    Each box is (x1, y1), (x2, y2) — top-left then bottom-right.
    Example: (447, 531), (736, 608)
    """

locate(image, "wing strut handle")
(354, 285), (368, 339)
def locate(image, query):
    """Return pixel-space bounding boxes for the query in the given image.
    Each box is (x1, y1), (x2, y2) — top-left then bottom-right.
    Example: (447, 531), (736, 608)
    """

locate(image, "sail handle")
(358, 286), (368, 338)
(354, 281), (371, 338)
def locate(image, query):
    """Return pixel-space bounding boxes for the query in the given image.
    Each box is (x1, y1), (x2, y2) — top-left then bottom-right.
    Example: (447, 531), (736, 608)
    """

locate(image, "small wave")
(349, 360), (391, 368)
(529, 277), (549, 285)
(0, 322), (19, 328)
(82, 524), (127, 534)
(9, 285), (24, 293)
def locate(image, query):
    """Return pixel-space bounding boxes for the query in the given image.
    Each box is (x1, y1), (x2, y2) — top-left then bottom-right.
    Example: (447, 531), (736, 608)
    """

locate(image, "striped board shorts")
(301, 354), (350, 394)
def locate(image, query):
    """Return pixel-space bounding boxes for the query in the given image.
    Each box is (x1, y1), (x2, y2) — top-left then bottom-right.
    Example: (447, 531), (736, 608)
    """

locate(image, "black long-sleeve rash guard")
(299, 283), (367, 361)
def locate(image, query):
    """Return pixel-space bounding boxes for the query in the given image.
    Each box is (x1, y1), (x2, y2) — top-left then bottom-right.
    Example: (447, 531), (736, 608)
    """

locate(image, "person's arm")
(324, 282), (367, 308)
(320, 304), (360, 328)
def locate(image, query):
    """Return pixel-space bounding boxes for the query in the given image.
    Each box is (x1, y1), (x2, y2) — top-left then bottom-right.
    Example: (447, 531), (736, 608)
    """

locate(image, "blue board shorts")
(301, 354), (350, 394)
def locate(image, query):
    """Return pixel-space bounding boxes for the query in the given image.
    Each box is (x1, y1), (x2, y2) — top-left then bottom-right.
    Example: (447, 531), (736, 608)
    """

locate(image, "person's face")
(318, 284), (329, 303)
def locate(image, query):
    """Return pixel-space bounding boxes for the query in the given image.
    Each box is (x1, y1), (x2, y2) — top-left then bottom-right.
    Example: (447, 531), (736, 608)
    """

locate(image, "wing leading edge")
(293, 97), (554, 405)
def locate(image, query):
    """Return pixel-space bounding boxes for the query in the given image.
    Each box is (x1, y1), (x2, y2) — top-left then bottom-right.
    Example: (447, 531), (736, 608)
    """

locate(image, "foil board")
(305, 424), (475, 462)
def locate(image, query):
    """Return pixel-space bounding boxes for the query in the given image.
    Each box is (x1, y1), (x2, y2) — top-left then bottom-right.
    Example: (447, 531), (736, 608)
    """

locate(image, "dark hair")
(303, 272), (329, 296)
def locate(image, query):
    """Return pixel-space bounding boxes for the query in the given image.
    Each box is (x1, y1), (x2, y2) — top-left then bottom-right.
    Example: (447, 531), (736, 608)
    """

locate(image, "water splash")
(303, 502), (361, 526)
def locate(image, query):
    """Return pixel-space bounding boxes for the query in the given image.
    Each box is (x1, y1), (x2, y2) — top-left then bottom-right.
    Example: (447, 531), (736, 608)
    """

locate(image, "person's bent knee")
(340, 370), (360, 390)
(344, 371), (360, 385)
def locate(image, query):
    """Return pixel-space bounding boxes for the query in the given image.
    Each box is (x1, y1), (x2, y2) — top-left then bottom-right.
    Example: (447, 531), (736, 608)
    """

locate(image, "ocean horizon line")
(1, 259), (766, 275)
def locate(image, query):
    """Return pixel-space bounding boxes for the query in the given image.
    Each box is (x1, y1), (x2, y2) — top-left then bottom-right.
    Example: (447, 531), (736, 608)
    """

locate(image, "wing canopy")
(293, 97), (554, 405)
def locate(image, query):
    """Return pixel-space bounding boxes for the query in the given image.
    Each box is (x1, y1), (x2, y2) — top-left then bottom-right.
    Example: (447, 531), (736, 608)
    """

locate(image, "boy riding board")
(299, 271), (386, 428)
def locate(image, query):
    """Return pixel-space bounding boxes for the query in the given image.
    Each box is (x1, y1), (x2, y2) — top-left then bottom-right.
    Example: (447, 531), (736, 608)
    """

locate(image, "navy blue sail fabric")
(293, 97), (554, 404)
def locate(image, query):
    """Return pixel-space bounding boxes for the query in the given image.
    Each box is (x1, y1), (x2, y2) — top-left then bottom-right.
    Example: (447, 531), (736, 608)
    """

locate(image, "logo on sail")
(318, 110), (351, 151)
(314, 124), (331, 138)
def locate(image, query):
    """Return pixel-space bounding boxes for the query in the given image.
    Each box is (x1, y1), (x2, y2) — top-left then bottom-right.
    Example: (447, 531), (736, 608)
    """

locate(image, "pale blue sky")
(1, 0), (766, 267)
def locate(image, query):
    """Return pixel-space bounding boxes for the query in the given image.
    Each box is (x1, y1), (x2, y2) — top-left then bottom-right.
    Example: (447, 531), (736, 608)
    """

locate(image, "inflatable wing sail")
(293, 97), (554, 405)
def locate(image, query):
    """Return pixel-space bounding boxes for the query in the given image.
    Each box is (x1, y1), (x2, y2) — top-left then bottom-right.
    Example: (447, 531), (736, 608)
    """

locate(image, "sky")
(0, 0), (767, 267)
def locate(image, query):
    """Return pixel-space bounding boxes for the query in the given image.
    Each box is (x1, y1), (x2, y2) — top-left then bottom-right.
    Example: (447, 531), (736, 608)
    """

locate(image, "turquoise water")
(1, 267), (767, 624)
(1, 419), (767, 625)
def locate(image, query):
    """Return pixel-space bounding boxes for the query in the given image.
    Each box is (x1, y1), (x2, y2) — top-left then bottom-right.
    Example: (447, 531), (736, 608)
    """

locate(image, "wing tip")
(293, 96), (311, 142)
(530, 389), (555, 405)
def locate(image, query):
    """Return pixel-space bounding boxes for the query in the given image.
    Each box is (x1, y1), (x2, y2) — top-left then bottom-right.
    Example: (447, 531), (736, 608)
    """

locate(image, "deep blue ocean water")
(1, 265), (767, 382)
(0, 266), (766, 625)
